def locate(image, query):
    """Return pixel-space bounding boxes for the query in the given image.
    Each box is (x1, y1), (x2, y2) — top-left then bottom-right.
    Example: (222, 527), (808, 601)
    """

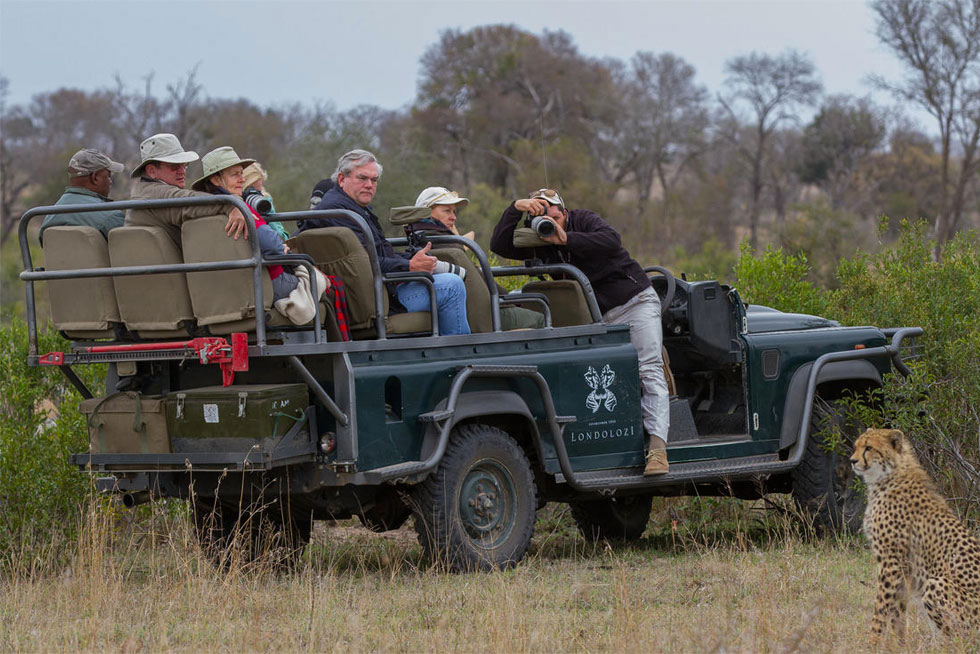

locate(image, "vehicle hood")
(745, 304), (840, 333)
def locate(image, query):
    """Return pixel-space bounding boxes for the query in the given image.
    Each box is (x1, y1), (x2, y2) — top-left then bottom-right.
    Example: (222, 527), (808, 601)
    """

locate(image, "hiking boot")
(644, 449), (669, 476)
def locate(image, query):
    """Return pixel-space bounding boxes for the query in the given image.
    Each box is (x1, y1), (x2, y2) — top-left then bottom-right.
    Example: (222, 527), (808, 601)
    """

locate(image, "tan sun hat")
(190, 147), (256, 191)
(130, 133), (199, 177)
(415, 186), (469, 209)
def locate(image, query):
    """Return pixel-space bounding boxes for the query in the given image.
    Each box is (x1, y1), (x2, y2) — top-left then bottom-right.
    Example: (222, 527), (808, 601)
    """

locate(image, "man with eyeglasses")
(298, 149), (470, 335)
(39, 149), (126, 245)
(491, 188), (670, 475)
(125, 133), (248, 249)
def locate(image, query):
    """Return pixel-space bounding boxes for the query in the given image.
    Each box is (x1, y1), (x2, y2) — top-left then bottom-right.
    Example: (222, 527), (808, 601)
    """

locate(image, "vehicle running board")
(555, 452), (792, 491)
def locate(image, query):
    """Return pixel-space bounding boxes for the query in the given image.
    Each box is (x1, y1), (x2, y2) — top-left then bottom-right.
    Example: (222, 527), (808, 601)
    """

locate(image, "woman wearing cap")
(193, 147), (328, 316)
(414, 186), (545, 331)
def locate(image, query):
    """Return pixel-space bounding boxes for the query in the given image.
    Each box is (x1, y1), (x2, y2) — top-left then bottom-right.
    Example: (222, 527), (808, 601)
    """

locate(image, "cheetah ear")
(888, 429), (906, 452)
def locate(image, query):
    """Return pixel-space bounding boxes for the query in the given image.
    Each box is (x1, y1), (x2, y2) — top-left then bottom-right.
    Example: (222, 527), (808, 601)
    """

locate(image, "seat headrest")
(389, 206), (432, 226)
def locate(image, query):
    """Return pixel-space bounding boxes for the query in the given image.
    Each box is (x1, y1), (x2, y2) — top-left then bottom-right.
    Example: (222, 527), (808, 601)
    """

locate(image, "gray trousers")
(602, 287), (670, 441)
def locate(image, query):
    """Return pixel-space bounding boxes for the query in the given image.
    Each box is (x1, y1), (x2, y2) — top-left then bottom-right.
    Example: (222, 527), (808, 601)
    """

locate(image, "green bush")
(733, 241), (829, 316)
(733, 220), (980, 515)
(0, 315), (105, 564)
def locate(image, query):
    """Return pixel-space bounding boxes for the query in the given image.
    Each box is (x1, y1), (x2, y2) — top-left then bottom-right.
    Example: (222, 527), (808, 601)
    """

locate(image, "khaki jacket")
(125, 177), (226, 248)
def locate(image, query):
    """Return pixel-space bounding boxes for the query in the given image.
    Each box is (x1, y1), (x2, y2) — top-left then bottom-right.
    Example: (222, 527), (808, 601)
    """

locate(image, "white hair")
(332, 149), (383, 182)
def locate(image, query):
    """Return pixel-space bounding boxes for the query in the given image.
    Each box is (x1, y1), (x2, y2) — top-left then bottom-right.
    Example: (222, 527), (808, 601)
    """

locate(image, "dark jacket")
(490, 203), (651, 314)
(300, 186), (411, 276)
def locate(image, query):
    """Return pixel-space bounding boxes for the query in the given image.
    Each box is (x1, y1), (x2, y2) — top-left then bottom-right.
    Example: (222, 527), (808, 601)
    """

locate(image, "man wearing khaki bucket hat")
(124, 133), (248, 248)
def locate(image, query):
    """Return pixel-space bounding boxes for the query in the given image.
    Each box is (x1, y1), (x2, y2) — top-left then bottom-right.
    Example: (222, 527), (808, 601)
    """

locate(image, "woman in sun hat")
(194, 147), (328, 321)
(412, 186), (475, 244)
(413, 186), (545, 331)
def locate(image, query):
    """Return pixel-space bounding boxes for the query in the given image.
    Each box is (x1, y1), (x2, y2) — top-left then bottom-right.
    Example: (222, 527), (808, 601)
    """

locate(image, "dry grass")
(1, 499), (977, 653)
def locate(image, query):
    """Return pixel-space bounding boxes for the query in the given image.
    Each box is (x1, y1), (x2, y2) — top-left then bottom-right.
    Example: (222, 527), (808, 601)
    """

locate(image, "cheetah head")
(850, 428), (906, 485)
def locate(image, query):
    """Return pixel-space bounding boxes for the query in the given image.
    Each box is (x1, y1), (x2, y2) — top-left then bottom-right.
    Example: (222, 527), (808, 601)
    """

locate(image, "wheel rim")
(457, 458), (517, 549)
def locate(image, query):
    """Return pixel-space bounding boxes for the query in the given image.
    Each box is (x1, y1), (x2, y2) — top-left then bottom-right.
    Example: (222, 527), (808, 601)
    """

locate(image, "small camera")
(530, 216), (556, 237)
(405, 227), (429, 254)
(243, 187), (272, 215)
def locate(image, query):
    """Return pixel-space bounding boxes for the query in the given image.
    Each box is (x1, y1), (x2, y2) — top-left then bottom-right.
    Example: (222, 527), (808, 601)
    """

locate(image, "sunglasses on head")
(531, 188), (558, 198)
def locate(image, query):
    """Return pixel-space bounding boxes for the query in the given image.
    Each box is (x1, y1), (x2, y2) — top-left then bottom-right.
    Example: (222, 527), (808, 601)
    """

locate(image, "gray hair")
(332, 149), (383, 182)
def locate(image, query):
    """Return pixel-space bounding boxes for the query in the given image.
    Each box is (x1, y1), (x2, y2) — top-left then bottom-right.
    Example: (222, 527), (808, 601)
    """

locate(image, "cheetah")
(850, 428), (980, 640)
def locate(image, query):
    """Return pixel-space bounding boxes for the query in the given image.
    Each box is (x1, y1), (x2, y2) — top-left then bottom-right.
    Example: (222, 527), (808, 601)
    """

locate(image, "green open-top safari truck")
(19, 196), (921, 570)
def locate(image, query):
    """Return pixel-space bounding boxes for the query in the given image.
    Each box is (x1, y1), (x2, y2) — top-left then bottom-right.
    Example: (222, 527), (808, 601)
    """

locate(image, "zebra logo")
(584, 364), (617, 413)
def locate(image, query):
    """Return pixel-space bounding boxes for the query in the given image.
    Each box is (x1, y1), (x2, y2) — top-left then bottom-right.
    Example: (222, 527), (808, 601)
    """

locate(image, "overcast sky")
(1, 0), (918, 126)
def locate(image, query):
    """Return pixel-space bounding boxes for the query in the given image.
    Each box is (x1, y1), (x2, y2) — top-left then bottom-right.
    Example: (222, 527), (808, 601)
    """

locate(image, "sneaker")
(644, 449), (669, 476)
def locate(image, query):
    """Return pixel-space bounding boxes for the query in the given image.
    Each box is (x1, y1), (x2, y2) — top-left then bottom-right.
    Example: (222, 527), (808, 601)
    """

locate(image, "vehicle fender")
(779, 360), (882, 450)
(419, 390), (541, 461)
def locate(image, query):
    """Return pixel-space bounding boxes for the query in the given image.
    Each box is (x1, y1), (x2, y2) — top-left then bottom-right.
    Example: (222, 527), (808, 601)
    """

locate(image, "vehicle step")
(555, 453), (784, 488)
(665, 435), (751, 447)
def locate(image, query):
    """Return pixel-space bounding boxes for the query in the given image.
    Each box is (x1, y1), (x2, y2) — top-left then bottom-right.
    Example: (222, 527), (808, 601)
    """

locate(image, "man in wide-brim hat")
(124, 133), (247, 248)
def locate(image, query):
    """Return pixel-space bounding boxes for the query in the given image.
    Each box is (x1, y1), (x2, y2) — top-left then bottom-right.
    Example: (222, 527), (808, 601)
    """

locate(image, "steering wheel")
(644, 266), (676, 310)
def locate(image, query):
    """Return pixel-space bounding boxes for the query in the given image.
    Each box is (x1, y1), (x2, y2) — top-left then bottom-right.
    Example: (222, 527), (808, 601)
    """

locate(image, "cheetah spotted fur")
(850, 428), (980, 640)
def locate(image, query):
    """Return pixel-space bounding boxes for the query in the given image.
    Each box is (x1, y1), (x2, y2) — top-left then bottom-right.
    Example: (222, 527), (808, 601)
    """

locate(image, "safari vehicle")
(19, 196), (921, 571)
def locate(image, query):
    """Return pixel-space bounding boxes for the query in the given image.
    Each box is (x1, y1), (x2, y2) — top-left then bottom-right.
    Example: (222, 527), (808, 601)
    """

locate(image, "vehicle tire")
(570, 493), (653, 541)
(791, 398), (866, 536)
(192, 499), (311, 569)
(412, 423), (537, 572)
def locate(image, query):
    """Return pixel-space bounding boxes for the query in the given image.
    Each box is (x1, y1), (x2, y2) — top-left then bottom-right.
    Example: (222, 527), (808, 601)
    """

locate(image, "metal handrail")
(19, 195), (267, 353)
(491, 263), (603, 323)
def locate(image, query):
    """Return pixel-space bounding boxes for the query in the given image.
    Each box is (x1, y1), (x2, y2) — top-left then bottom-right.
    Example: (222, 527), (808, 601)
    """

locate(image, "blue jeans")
(396, 273), (470, 335)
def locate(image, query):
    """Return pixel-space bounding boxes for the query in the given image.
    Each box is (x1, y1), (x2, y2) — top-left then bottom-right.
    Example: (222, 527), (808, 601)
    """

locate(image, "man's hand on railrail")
(225, 208), (249, 240)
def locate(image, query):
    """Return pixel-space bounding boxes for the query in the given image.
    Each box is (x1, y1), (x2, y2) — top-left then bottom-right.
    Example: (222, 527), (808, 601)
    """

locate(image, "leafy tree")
(719, 50), (822, 249)
(415, 25), (617, 196)
(798, 95), (887, 211)
(620, 52), (710, 225)
(871, 0), (980, 250)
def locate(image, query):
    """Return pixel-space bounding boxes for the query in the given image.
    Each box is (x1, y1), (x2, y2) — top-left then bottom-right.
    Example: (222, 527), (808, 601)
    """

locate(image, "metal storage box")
(166, 384), (310, 452)
(79, 392), (170, 454)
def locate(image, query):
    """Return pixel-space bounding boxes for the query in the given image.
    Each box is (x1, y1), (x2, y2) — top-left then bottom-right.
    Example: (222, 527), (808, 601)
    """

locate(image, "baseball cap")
(530, 188), (564, 209)
(415, 186), (469, 209)
(68, 149), (124, 177)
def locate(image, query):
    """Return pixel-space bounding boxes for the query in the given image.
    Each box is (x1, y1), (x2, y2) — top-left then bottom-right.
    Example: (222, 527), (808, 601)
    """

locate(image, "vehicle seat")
(180, 215), (287, 335)
(42, 226), (121, 340)
(431, 247), (492, 333)
(287, 227), (431, 338)
(521, 279), (593, 327)
(108, 226), (195, 338)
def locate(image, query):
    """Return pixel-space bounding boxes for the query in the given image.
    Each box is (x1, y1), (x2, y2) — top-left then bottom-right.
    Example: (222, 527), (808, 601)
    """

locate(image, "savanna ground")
(2, 497), (977, 654)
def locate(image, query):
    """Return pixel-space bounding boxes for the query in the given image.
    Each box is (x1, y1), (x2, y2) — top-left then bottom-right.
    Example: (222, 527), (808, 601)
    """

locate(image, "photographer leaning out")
(490, 188), (672, 475)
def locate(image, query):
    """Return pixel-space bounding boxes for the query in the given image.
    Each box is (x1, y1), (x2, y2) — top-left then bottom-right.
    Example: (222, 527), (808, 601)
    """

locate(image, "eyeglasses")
(154, 162), (187, 172)
(353, 173), (380, 185)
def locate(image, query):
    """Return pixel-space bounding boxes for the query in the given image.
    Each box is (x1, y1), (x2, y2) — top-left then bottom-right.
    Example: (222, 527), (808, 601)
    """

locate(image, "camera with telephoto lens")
(529, 215), (556, 237)
(242, 187), (272, 215)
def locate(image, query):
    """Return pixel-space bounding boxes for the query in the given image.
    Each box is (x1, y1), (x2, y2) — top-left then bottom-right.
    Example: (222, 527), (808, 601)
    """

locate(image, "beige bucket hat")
(415, 186), (469, 209)
(130, 133), (199, 177)
(191, 147), (256, 191)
